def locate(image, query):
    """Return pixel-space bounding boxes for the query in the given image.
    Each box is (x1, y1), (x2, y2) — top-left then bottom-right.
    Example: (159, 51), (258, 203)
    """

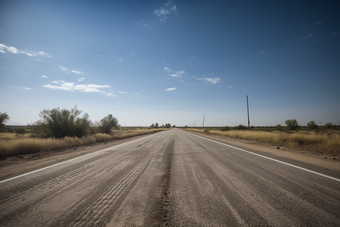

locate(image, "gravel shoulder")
(0, 133), (159, 181)
(185, 130), (340, 173)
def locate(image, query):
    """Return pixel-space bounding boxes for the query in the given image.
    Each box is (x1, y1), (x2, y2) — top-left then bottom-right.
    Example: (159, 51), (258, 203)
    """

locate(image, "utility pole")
(246, 95), (250, 129)
(203, 116), (205, 128)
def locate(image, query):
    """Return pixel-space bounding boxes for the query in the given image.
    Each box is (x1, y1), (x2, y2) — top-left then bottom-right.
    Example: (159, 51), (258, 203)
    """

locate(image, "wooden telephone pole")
(246, 95), (250, 129)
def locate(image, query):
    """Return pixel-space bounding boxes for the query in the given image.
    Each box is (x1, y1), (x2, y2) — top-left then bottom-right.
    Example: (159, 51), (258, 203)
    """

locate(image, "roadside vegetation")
(0, 107), (171, 157)
(184, 119), (340, 154)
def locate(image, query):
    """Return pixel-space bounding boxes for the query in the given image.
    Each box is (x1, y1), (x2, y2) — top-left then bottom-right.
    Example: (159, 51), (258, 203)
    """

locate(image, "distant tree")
(237, 124), (247, 130)
(155, 123), (159, 128)
(150, 123), (154, 128)
(34, 106), (92, 138)
(285, 119), (300, 130)
(307, 120), (318, 129)
(172, 125), (176, 128)
(162, 124), (164, 128)
(165, 123), (171, 128)
(98, 114), (119, 134)
(221, 126), (230, 131)
(325, 122), (333, 129)
(0, 112), (10, 131)
(276, 124), (282, 131)
(15, 128), (26, 134)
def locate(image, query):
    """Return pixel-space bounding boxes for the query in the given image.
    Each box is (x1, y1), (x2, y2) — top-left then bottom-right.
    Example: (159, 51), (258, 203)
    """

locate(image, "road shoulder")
(185, 130), (340, 173)
(0, 133), (157, 181)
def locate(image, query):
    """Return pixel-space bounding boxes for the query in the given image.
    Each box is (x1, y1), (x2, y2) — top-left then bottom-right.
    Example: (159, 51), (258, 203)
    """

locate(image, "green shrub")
(15, 128), (26, 134)
(33, 106), (92, 138)
(307, 120), (318, 129)
(325, 122), (333, 129)
(276, 124), (282, 131)
(285, 119), (300, 130)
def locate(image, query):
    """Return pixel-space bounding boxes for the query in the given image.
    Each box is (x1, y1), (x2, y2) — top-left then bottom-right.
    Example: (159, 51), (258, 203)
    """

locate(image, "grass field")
(0, 128), (168, 157)
(185, 128), (340, 154)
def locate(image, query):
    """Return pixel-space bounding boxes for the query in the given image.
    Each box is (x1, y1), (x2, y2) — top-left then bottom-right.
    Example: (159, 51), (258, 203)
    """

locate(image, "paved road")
(0, 129), (339, 226)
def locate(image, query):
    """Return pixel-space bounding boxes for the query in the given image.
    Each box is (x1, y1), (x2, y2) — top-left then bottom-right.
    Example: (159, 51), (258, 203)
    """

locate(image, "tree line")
(0, 106), (119, 138)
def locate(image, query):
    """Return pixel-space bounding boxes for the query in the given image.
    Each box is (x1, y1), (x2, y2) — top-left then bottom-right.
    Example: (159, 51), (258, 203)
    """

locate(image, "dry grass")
(186, 129), (340, 154)
(0, 129), (168, 157)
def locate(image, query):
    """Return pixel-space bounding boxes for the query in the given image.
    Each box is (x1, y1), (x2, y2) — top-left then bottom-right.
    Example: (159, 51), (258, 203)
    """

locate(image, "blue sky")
(0, 0), (339, 126)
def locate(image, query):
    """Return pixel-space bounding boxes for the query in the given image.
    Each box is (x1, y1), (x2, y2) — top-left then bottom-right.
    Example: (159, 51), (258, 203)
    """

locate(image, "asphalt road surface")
(0, 129), (340, 226)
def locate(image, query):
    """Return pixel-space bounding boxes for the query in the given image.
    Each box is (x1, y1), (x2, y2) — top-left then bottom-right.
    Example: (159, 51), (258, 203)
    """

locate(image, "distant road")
(1, 129), (339, 226)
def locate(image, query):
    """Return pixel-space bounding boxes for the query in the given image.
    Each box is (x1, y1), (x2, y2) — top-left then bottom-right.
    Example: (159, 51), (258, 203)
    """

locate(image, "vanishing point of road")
(1, 129), (340, 226)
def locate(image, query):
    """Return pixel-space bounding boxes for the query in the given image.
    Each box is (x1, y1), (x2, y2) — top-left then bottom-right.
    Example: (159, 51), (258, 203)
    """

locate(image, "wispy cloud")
(106, 93), (117, 97)
(165, 67), (184, 78)
(260, 50), (266, 55)
(72, 70), (84, 74)
(166, 87), (176, 91)
(199, 77), (221, 84)
(300, 34), (314, 39)
(23, 87), (31, 90)
(134, 92), (140, 95)
(328, 32), (338, 38)
(154, 1), (178, 22)
(118, 91), (127, 94)
(59, 65), (84, 74)
(164, 67), (173, 72)
(77, 77), (85, 82)
(41, 75), (48, 78)
(307, 21), (322, 28)
(59, 65), (69, 72)
(0, 43), (51, 57)
(136, 21), (155, 28)
(43, 82), (110, 93)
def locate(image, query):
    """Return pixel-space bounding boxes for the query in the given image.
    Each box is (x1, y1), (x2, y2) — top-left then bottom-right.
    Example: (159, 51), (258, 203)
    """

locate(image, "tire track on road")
(68, 149), (156, 227)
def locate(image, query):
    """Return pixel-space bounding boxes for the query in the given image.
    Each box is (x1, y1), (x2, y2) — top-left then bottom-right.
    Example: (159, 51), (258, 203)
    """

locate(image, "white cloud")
(164, 67), (173, 72)
(59, 65), (68, 72)
(300, 34), (314, 39)
(199, 77), (221, 84)
(0, 43), (51, 57)
(228, 86), (232, 88)
(170, 74), (181, 78)
(43, 82), (110, 93)
(166, 87), (176, 91)
(154, 1), (178, 21)
(23, 87), (31, 90)
(118, 58), (122, 61)
(77, 77), (85, 82)
(106, 93), (117, 97)
(260, 50), (266, 55)
(41, 75), (48, 78)
(52, 81), (59, 84)
(176, 70), (184, 75)
(134, 92), (140, 95)
(72, 70), (84, 74)
(118, 91), (127, 94)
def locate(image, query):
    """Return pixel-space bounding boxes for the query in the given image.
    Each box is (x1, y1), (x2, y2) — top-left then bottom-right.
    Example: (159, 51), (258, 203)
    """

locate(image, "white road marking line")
(191, 133), (340, 183)
(0, 133), (160, 184)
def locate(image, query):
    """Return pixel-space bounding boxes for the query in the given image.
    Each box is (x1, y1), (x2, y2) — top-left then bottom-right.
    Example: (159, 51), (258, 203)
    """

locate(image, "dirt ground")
(0, 133), (156, 180)
(1, 130), (339, 181)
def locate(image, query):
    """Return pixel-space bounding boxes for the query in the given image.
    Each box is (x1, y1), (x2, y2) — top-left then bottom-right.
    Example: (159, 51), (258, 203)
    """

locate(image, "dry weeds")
(187, 129), (340, 154)
(0, 129), (168, 157)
